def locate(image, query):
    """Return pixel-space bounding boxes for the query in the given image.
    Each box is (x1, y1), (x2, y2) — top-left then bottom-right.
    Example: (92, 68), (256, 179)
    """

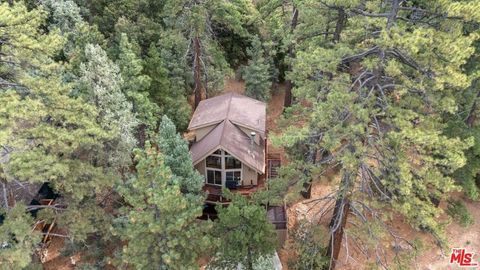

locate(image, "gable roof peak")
(188, 93), (266, 133)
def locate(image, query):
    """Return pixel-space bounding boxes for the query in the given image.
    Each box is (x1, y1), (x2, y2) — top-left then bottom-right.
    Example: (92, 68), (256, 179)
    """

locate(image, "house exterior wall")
(193, 124), (216, 142)
(242, 165), (258, 186)
(194, 160), (206, 177)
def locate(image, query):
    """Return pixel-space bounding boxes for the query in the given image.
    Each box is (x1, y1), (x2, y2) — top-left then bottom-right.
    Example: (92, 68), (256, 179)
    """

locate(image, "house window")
(206, 170), (222, 185)
(225, 156), (241, 169)
(206, 155), (221, 169)
(205, 150), (242, 187)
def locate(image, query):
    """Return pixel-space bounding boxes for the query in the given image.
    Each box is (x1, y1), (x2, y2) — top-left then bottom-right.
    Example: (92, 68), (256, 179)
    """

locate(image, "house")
(188, 93), (288, 247)
(188, 93), (267, 202)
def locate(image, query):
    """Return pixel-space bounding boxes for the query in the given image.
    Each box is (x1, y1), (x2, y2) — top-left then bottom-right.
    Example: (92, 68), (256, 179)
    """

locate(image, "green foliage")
(0, 1), (114, 200)
(0, 2), (120, 253)
(272, 0), (479, 250)
(144, 43), (191, 131)
(288, 220), (329, 270)
(162, 0), (255, 96)
(0, 205), (41, 269)
(445, 31), (480, 201)
(0, 2), (63, 91)
(391, 238), (424, 270)
(40, 0), (83, 33)
(446, 200), (474, 227)
(3, 0), (480, 268)
(209, 190), (277, 270)
(158, 116), (204, 194)
(79, 43), (138, 167)
(117, 33), (159, 132)
(446, 119), (480, 200)
(113, 143), (211, 269)
(242, 37), (272, 102)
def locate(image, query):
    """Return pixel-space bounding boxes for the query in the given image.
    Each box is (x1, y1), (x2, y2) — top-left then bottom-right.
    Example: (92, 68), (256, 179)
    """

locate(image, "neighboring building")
(1, 146), (58, 242)
(0, 146), (42, 211)
(188, 93), (267, 202)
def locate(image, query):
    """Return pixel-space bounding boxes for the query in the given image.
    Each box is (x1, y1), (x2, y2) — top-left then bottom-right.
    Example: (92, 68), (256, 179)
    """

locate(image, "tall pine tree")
(117, 33), (159, 137)
(209, 191), (277, 270)
(274, 0), (479, 267)
(243, 36), (272, 102)
(0, 2), (118, 266)
(143, 43), (191, 131)
(79, 43), (138, 168)
(113, 142), (211, 269)
(158, 115), (204, 194)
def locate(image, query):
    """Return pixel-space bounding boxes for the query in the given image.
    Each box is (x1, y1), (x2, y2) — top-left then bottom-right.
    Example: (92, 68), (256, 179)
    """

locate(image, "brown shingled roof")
(188, 92), (266, 135)
(189, 93), (266, 173)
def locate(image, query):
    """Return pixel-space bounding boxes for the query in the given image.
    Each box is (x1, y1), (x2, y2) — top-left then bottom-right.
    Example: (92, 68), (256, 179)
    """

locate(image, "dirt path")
(223, 78), (246, 95)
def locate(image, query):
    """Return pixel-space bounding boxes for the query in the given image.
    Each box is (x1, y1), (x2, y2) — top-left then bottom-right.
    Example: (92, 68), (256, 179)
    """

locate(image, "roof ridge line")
(225, 92), (234, 121)
(220, 119), (230, 146)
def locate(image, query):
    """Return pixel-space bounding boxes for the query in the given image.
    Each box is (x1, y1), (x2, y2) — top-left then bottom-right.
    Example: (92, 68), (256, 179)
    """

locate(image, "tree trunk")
(386, 0), (400, 29)
(466, 87), (480, 127)
(1, 181), (9, 209)
(193, 36), (203, 109)
(137, 124), (146, 149)
(326, 173), (350, 270)
(283, 7), (299, 109)
(333, 8), (346, 43)
(301, 132), (320, 199)
(247, 247), (253, 270)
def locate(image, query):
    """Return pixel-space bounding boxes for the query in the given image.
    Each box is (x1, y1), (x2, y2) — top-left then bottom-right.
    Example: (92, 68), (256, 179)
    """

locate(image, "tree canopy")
(114, 142), (211, 269)
(1, 0), (479, 269)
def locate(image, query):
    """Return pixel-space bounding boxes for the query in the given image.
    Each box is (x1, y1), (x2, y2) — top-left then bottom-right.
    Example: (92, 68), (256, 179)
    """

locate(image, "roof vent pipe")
(250, 132), (256, 146)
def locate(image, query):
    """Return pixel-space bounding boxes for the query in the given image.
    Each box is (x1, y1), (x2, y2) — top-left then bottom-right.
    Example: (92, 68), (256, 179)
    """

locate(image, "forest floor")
(284, 180), (480, 270)
(41, 228), (78, 270)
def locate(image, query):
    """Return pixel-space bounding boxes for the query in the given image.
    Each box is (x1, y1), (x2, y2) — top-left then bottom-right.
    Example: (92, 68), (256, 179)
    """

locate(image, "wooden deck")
(267, 205), (288, 247)
(203, 174), (266, 203)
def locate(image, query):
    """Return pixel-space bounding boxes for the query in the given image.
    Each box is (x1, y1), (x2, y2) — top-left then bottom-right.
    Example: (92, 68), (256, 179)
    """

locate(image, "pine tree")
(258, 0), (299, 108)
(0, 205), (41, 269)
(40, 0), (83, 33)
(289, 220), (329, 270)
(273, 0), (479, 266)
(209, 191), (276, 270)
(144, 43), (191, 131)
(0, 2), (114, 203)
(243, 37), (271, 102)
(0, 3), (124, 264)
(117, 33), (159, 135)
(79, 43), (138, 167)
(162, 0), (256, 107)
(113, 143), (211, 270)
(38, 0), (106, 71)
(158, 115), (204, 194)
(446, 27), (480, 200)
